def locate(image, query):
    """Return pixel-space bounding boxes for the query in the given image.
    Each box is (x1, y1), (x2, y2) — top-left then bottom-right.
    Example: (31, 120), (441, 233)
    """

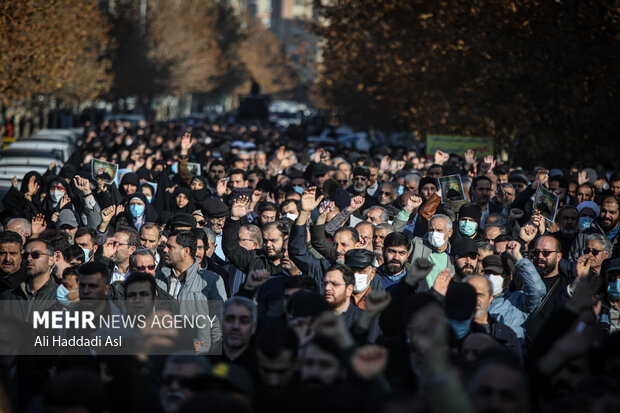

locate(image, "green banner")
(426, 135), (493, 157)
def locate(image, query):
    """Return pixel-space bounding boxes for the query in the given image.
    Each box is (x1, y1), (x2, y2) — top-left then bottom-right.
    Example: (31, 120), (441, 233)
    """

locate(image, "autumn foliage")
(314, 0), (620, 166)
(0, 0), (111, 105)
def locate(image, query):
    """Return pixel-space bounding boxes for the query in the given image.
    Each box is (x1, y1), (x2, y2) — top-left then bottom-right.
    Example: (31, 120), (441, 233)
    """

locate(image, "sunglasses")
(23, 251), (51, 259)
(134, 264), (156, 271)
(528, 249), (559, 258)
(354, 176), (368, 181)
(379, 191), (393, 196)
(583, 248), (603, 257)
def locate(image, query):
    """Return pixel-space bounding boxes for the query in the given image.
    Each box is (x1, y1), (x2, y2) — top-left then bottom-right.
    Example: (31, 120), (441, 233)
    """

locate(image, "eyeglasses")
(134, 264), (156, 271)
(379, 191), (392, 196)
(22, 251), (51, 259)
(583, 248), (603, 257)
(353, 176), (368, 181)
(337, 180), (349, 184)
(196, 220), (205, 226)
(529, 249), (560, 258)
(113, 242), (129, 247)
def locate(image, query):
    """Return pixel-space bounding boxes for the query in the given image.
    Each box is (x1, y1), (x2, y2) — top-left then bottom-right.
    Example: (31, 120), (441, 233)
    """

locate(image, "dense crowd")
(0, 118), (618, 413)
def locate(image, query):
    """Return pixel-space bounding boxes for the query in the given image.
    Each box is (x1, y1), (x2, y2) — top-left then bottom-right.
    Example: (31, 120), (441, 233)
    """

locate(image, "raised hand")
(432, 268), (453, 296)
(133, 158), (145, 171)
(405, 257), (434, 286)
(351, 345), (389, 380)
(301, 187), (324, 212)
(312, 311), (354, 349)
(379, 155), (391, 171)
(534, 169), (549, 189)
(115, 204), (125, 216)
(180, 132), (193, 155)
(97, 179), (108, 193)
(519, 223), (537, 244)
(434, 150), (450, 165)
(165, 184), (178, 194)
(504, 240), (523, 262)
(48, 161), (56, 172)
(508, 208), (524, 221)
(101, 206), (115, 223)
(31, 214), (47, 237)
(73, 176), (91, 194)
(11, 176), (18, 189)
(347, 195), (365, 212)
(313, 148), (325, 164)
(319, 200), (335, 215)
(59, 194), (71, 209)
(231, 195), (249, 219)
(244, 269), (270, 290)
(404, 194), (423, 212)
(482, 155), (496, 172)
(464, 149), (476, 165)
(51, 212), (60, 223)
(216, 178), (228, 197)
(365, 290), (392, 317)
(575, 255), (591, 280)
(577, 170), (588, 185)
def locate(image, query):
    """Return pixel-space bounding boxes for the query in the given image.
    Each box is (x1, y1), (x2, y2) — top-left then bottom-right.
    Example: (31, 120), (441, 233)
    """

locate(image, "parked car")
(8, 140), (72, 162)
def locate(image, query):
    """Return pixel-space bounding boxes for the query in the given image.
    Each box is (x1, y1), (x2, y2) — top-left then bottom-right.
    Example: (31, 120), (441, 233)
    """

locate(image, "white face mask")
(353, 272), (371, 293)
(285, 213), (299, 221)
(427, 231), (446, 249)
(51, 189), (65, 203)
(487, 274), (504, 296)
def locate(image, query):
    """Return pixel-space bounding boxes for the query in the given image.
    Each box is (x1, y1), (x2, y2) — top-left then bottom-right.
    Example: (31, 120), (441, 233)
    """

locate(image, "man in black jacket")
(10, 238), (58, 318)
(222, 196), (286, 276)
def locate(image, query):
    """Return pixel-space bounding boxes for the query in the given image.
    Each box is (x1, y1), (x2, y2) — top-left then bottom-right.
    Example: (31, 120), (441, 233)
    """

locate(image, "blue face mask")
(130, 204), (145, 218)
(81, 247), (91, 263)
(459, 220), (477, 237)
(171, 163), (179, 174)
(608, 280), (620, 300)
(447, 318), (471, 340)
(293, 186), (304, 195)
(579, 216), (594, 231)
(146, 196), (152, 204)
(397, 185), (405, 196)
(56, 284), (78, 307)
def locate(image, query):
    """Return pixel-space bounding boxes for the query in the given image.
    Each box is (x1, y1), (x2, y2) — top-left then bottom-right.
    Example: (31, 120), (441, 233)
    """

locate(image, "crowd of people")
(0, 117), (618, 413)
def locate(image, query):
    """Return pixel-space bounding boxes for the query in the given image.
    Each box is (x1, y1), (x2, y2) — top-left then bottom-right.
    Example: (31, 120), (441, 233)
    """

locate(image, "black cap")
(482, 254), (504, 274)
(345, 249), (374, 269)
(605, 258), (620, 273)
(311, 163), (330, 177)
(169, 213), (196, 229)
(458, 203), (482, 225)
(445, 282), (476, 321)
(508, 173), (529, 185)
(419, 176), (437, 190)
(452, 237), (479, 258)
(352, 166), (370, 178)
(202, 198), (228, 218)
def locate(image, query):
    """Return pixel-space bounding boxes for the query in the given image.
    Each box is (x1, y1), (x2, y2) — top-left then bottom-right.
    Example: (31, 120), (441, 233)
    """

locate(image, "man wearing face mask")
(344, 249), (385, 309)
(74, 227), (98, 263)
(466, 273), (521, 357)
(454, 203), (482, 241)
(410, 214), (455, 290)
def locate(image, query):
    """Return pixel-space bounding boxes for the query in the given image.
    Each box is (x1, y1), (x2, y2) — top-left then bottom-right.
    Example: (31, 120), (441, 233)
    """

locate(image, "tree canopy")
(314, 0), (619, 166)
(0, 0), (111, 105)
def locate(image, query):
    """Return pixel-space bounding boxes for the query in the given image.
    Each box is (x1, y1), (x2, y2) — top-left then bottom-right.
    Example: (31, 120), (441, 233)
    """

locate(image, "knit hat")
(458, 203), (482, 225)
